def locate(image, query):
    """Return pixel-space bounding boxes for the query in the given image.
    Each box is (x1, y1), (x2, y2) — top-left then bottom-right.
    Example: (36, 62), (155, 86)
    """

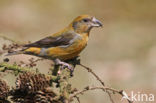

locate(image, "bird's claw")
(61, 63), (73, 70)
(54, 59), (74, 76)
(60, 63), (74, 76)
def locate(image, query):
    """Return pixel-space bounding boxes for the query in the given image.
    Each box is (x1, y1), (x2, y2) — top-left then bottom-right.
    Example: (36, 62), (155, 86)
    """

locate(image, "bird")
(7, 15), (103, 71)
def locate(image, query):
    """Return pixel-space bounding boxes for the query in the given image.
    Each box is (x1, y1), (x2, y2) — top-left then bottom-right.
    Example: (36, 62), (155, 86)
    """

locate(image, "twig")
(79, 64), (105, 86)
(107, 91), (115, 103)
(70, 86), (132, 103)
(79, 63), (114, 102)
(75, 96), (80, 103)
(0, 35), (19, 44)
(70, 86), (114, 99)
(26, 58), (44, 68)
(79, 63), (133, 103)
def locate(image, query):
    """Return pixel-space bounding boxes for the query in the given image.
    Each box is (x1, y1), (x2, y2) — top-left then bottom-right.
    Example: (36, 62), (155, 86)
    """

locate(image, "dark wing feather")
(24, 33), (75, 48)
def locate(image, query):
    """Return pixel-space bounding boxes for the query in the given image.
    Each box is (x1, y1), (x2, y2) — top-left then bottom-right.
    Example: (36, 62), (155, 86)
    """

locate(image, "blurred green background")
(0, 0), (156, 103)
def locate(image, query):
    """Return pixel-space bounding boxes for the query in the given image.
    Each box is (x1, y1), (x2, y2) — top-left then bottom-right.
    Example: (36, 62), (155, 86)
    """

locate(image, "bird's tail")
(5, 50), (24, 56)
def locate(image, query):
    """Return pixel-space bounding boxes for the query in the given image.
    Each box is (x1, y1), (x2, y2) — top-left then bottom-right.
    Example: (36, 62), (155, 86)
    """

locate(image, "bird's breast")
(66, 34), (88, 53)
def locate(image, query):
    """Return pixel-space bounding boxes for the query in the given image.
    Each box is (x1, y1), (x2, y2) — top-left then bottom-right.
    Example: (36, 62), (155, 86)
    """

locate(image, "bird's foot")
(54, 59), (74, 76)
(60, 62), (73, 71)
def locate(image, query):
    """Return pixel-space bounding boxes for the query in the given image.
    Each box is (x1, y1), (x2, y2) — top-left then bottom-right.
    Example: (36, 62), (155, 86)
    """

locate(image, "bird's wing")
(24, 33), (76, 48)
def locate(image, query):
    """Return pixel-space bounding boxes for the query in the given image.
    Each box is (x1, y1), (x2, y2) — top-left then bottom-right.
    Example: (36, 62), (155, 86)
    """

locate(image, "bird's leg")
(65, 56), (80, 67)
(54, 58), (74, 75)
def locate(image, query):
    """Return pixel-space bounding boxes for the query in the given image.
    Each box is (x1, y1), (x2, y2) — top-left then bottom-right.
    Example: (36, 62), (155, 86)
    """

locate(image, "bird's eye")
(83, 19), (89, 22)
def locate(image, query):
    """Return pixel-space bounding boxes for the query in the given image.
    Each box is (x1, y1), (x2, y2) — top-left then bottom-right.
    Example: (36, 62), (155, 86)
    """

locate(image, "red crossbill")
(7, 15), (103, 70)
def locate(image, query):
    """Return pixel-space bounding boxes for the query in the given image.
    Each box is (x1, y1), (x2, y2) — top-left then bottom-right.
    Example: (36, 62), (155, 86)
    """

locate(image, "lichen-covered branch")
(0, 62), (33, 73)
(0, 62), (59, 82)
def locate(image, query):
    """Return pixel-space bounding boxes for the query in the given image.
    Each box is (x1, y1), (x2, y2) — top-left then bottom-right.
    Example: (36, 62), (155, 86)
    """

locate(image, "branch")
(79, 63), (114, 102)
(70, 86), (119, 99)
(79, 64), (105, 86)
(0, 62), (59, 82)
(79, 63), (133, 103)
(70, 86), (132, 103)
(0, 62), (33, 73)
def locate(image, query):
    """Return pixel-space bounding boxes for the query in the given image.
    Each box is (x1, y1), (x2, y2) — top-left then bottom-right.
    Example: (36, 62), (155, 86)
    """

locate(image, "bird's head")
(69, 15), (103, 34)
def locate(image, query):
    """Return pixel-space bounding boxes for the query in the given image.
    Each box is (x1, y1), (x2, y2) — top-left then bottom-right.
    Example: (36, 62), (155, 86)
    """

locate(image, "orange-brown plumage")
(46, 33), (89, 60)
(7, 15), (102, 61)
